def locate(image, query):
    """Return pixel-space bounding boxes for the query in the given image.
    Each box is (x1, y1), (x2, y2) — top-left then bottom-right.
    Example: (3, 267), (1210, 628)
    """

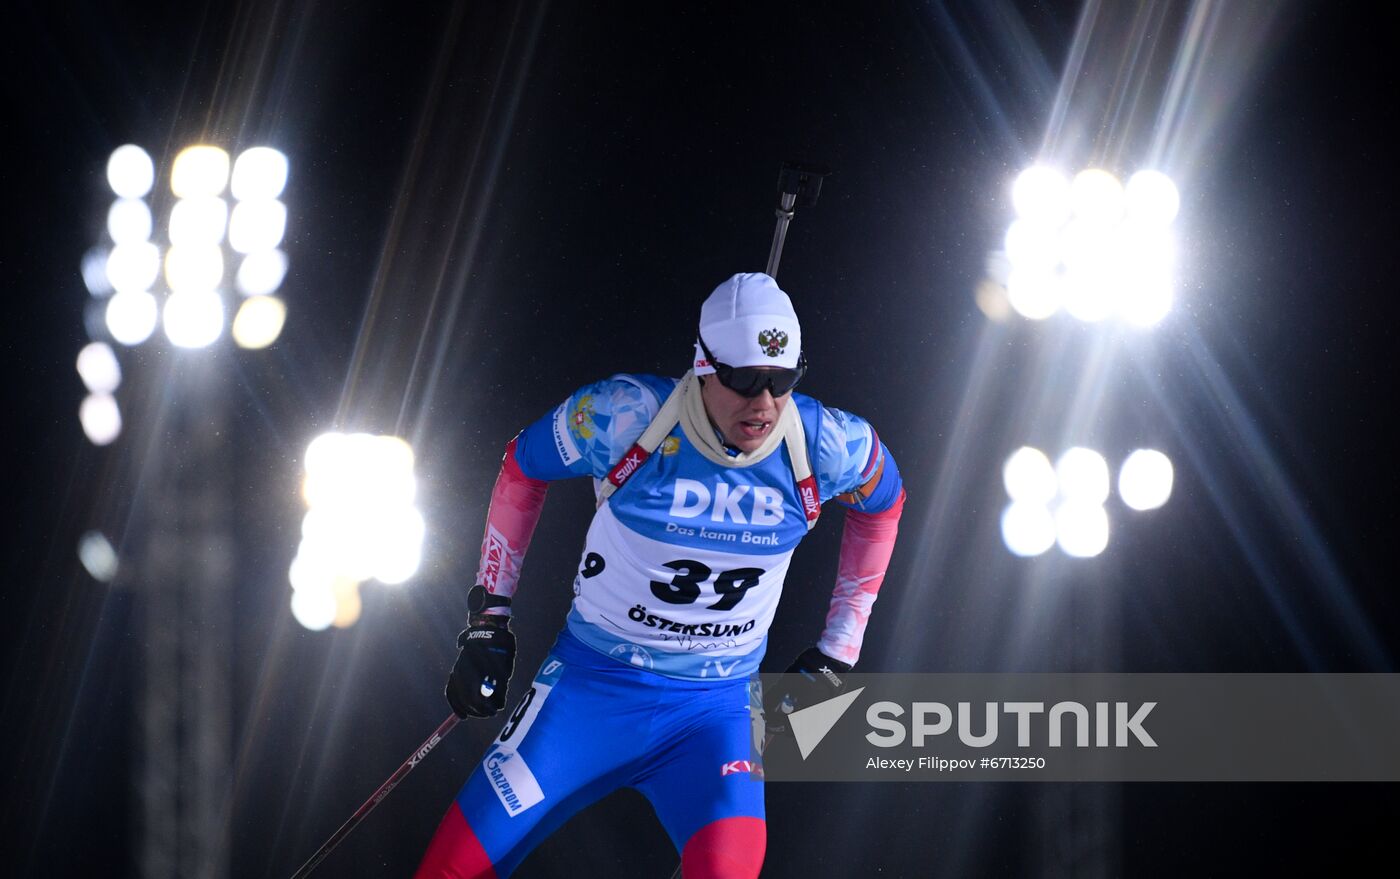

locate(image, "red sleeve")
(817, 488), (905, 664)
(472, 437), (549, 612)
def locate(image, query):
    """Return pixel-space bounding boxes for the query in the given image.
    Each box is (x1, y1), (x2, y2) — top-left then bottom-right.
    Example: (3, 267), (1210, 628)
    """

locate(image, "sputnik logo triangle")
(789, 687), (865, 760)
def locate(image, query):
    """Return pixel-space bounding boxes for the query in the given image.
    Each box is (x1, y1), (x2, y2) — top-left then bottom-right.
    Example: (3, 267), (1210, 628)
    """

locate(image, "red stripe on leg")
(414, 803), (497, 879)
(680, 816), (766, 879)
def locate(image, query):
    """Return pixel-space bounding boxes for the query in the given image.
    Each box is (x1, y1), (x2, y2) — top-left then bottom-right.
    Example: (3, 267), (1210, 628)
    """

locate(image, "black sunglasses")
(697, 332), (807, 398)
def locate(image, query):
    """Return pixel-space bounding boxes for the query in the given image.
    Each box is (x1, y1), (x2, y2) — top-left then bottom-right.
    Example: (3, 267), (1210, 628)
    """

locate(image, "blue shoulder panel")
(514, 374), (678, 481)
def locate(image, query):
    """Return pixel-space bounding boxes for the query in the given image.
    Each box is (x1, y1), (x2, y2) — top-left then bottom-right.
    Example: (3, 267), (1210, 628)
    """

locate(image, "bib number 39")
(651, 560), (763, 611)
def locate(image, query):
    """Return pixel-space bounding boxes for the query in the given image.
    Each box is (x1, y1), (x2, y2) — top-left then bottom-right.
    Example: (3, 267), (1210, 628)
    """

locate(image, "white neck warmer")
(677, 371), (790, 467)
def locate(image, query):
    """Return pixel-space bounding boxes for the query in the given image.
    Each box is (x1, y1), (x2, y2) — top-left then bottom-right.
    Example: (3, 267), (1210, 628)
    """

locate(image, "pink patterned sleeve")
(817, 488), (906, 665)
(473, 437), (550, 613)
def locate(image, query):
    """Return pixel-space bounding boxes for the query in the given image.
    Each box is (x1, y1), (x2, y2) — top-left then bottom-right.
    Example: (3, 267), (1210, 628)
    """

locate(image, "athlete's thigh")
(434, 655), (646, 872)
(633, 684), (765, 852)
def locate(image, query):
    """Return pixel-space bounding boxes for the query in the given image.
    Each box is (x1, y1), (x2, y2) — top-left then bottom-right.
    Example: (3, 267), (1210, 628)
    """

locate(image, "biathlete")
(416, 272), (905, 878)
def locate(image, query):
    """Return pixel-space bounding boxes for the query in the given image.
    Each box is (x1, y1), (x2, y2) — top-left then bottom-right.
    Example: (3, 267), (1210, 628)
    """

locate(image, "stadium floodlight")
(1011, 166), (1072, 226)
(76, 342), (122, 393)
(106, 290), (160, 345)
(1120, 273), (1174, 328)
(994, 166), (1181, 327)
(1007, 269), (1061, 320)
(106, 241), (162, 294)
(290, 587), (336, 632)
(1004, 219), (1061, 271)
(232, 296), (287, 349)
(1001, 501), (1057, 557)
(107, 145), (155, 199)
(1118, 448), (1174, 511)
(231, 147), (289, 201)
(1003, 446), (1058, 505)
(235, 249), (289, 296)
(170, 145), (230, 198)
(107, 198), (154, 245)
(228, 199), (287, 254)
(168, 196), (229, 246)
(163, 244), (224, 294)
(1125, 170), (1180, 227)
(294, 432), (426, 629)
(1070, 169), (1125, 224)
(79, 392), (123, 445)
(82, 247), (114, 296)
(78, 531), (120, 583)
(1054, 500), (1110, 558)
(163, 290), (224, 349)
(372, 508), (426, 585)
(1055, 447), (1111, 504)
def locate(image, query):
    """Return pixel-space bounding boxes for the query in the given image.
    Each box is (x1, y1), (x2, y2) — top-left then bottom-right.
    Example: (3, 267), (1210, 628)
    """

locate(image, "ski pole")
(289, 713), (461, 879)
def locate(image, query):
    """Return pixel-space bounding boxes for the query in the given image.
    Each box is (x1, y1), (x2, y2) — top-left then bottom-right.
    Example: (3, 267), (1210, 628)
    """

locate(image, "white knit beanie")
(692, 272), (802, 373)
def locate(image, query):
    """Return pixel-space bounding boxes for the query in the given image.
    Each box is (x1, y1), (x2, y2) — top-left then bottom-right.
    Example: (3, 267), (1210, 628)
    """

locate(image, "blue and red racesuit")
(416, 373), (904, 878)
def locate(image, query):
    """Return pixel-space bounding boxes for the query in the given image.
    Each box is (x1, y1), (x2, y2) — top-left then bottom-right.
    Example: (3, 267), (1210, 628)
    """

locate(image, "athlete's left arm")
(813, 406), (906, 667)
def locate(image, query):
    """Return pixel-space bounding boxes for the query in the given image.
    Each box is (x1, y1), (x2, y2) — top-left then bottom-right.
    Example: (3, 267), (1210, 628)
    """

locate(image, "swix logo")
(797, 477), (820, 520)
(608, 446), (649, 487)
(408, 732), (441, 768)
(817, 665), (843, 688)
(720, 760), (755, 776)
(670, 478), (785, 526)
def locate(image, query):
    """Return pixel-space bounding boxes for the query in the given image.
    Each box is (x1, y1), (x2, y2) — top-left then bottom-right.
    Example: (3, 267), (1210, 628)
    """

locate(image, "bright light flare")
(107, 198), (153, 245)
(1001, 501), (1057, 557)
(1003, 446), (1057, 505)
(231, 147), (289, 200)
(170, 145), (230, 198)
(79, 393), (122, 445)
(107, 145), (155, 198)
(290, 588), (336, 631)
(1004, 219), (1060, 271)
(164, 244), (224, 293)
(1071, 169), (1125, 224)
(105, 242), (161, 294)
(76, 342), (121, 393)
(1055, 447), (1110, 504)
(1125, 170), (1180, 226)
(106, 290), (159, 345)
(78, 531), (119, 583)
(1011, 166), (1071, 226)
(293, 432), (425, 627)
(1119, 449), (1175, 511)
(1055, 501), (1110, 558)
(1007, 269), (1060, 320)
(168, 197), (229, 246)
(232, 295), (287, 349)
(228, 200), (287, 254)
(82, 247), (113, 296)
(236, 249), (289, 296)
(163, 290), (224, 348)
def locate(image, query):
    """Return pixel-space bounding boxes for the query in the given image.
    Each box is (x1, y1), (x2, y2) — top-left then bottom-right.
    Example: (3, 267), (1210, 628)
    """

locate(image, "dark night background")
(4, 1), (1398, 876)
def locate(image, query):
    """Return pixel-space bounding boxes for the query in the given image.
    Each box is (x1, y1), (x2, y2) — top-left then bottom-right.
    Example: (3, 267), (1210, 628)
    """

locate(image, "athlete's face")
(700, 373), (791, 453)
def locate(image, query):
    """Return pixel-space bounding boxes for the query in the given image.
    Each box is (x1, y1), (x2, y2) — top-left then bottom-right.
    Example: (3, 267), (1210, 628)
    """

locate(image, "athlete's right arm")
(448, 377), (665, 717)
(471, 375), (671, 609)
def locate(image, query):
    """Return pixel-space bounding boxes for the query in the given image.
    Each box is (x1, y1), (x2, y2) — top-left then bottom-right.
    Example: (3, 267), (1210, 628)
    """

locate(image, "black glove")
(763, 646), (853, 736)
(446, 613), (516, 718)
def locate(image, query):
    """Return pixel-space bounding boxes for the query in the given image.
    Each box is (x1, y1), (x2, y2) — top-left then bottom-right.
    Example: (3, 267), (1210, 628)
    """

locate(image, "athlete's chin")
(732, 439), (767, 453)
